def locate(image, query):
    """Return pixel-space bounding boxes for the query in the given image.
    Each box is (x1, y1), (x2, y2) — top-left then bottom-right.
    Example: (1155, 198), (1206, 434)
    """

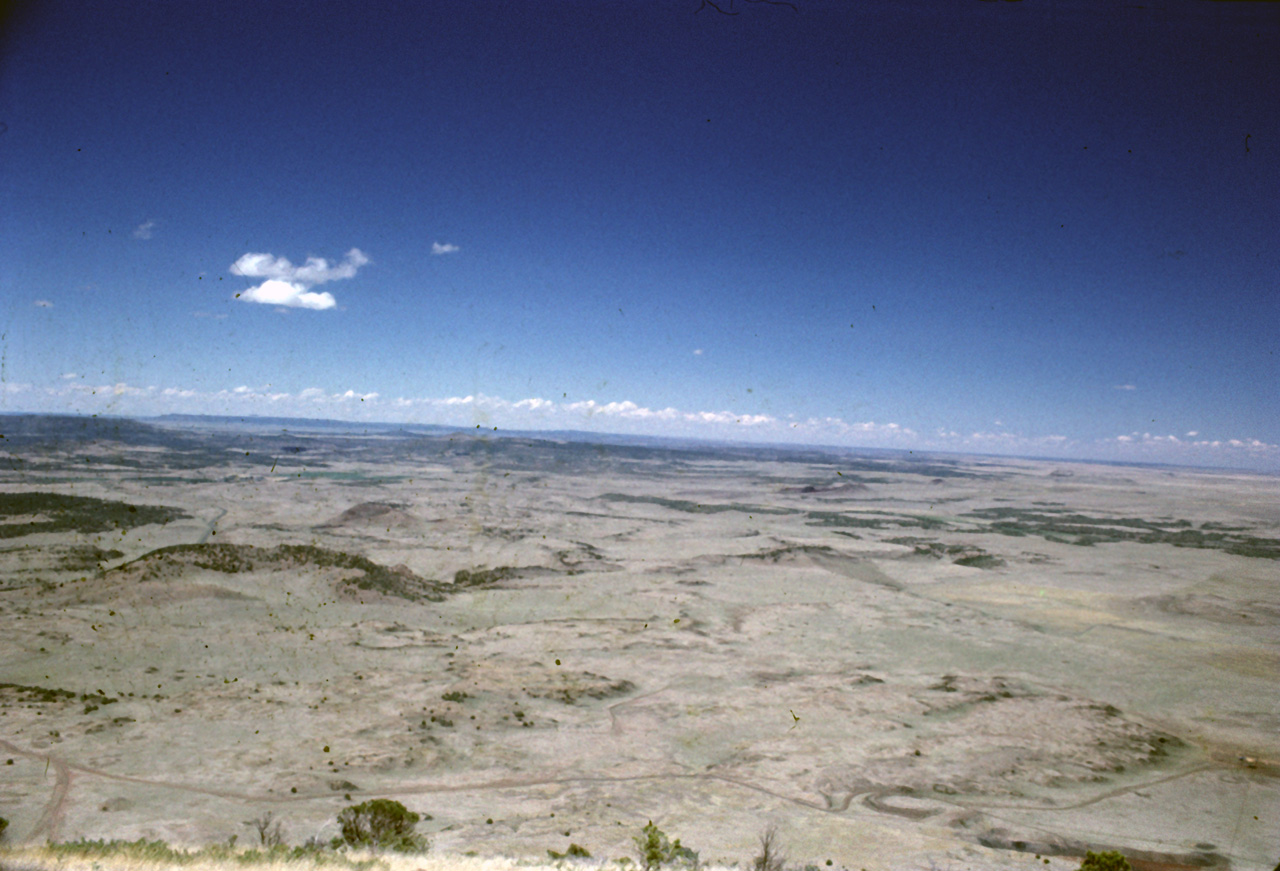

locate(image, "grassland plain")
(1, 416), (1277, 871)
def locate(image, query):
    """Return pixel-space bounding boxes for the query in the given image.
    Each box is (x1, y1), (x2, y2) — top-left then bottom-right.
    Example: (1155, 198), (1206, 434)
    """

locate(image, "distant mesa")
(317, 501), (419, 529)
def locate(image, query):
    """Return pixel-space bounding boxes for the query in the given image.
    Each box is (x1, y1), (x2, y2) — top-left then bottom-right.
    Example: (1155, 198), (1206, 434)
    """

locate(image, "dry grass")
(0, 845), (744, 871)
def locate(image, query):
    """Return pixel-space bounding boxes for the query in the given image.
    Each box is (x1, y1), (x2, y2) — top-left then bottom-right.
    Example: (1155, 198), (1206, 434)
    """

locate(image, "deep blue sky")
(2, 1), (1277, 469)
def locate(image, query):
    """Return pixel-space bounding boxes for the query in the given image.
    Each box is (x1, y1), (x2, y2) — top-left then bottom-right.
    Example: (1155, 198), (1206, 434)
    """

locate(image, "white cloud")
(514, 397), (554, 411)
(1114, 384), (1137, 391)
(968, 430), (1020, 442)
(61, 373), (78, 380)
(1102, 431), (1277, 454)
(693, 349), (704, 356)
(34, 300), (53, 308)
(238, 279), (337, 310)
(133, 220), (156, 240)
(431, 242), (460, 255)
(231, 248), (368, 310)
(336, 389), (378, 402)
(231, 248), (369, 284)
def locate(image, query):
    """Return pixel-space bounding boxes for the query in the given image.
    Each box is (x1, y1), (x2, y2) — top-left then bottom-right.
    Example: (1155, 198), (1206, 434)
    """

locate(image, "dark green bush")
(334, 799), (425, 852)
(1080, 851), (1131, 871)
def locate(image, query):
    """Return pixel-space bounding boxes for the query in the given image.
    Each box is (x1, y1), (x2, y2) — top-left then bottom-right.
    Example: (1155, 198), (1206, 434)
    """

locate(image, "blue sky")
(2, 0), (1277, 469)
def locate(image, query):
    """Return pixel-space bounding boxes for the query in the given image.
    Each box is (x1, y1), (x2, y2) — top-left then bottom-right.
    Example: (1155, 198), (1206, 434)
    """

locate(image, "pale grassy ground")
(3, 432), (1277, 870)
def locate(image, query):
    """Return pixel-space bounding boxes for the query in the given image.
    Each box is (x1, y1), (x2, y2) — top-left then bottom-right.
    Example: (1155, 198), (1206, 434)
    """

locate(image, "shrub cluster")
(334, 799), (426, 852)
(0, 492), (188, 538)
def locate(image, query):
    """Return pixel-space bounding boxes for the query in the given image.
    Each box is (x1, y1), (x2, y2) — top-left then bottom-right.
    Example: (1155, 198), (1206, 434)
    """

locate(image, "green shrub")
(634, 821), (698, 871)
(548, 843), (591, 859)
(1080, 851), (1132, 871)
(335, 799), (426, 852)
(0, 815), (8, 839)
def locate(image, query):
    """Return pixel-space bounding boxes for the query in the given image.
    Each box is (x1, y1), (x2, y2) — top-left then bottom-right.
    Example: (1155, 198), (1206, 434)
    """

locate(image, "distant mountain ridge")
(0, 411), (1209, 474)
(0, 413), (186, 447)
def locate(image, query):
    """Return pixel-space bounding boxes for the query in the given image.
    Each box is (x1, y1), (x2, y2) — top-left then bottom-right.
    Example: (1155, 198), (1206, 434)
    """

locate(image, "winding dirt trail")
(197, 508), (227, 544)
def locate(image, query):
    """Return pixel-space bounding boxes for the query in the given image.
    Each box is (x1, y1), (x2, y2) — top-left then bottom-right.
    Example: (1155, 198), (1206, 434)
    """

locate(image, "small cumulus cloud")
(431, 242), (460, 255)
(1186, 431), (1198, 437)
(1114, 384), (1137, 391)
(230, 248), (369, 310)
(133, 219), (157, 240)
(239, 280), (336, 310)
(693, 349), (704, 356)
(61, 373), (78, 380)
(34, 299), (53, 308)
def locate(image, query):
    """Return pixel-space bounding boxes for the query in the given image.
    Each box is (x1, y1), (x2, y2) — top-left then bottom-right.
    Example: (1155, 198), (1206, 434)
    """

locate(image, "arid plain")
(1, 417), (1277, 871)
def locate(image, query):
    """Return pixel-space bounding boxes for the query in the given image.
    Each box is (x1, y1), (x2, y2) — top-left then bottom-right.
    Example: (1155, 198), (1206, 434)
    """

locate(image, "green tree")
(634, 821), (699, 871)
(335, 799), (425, 852)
